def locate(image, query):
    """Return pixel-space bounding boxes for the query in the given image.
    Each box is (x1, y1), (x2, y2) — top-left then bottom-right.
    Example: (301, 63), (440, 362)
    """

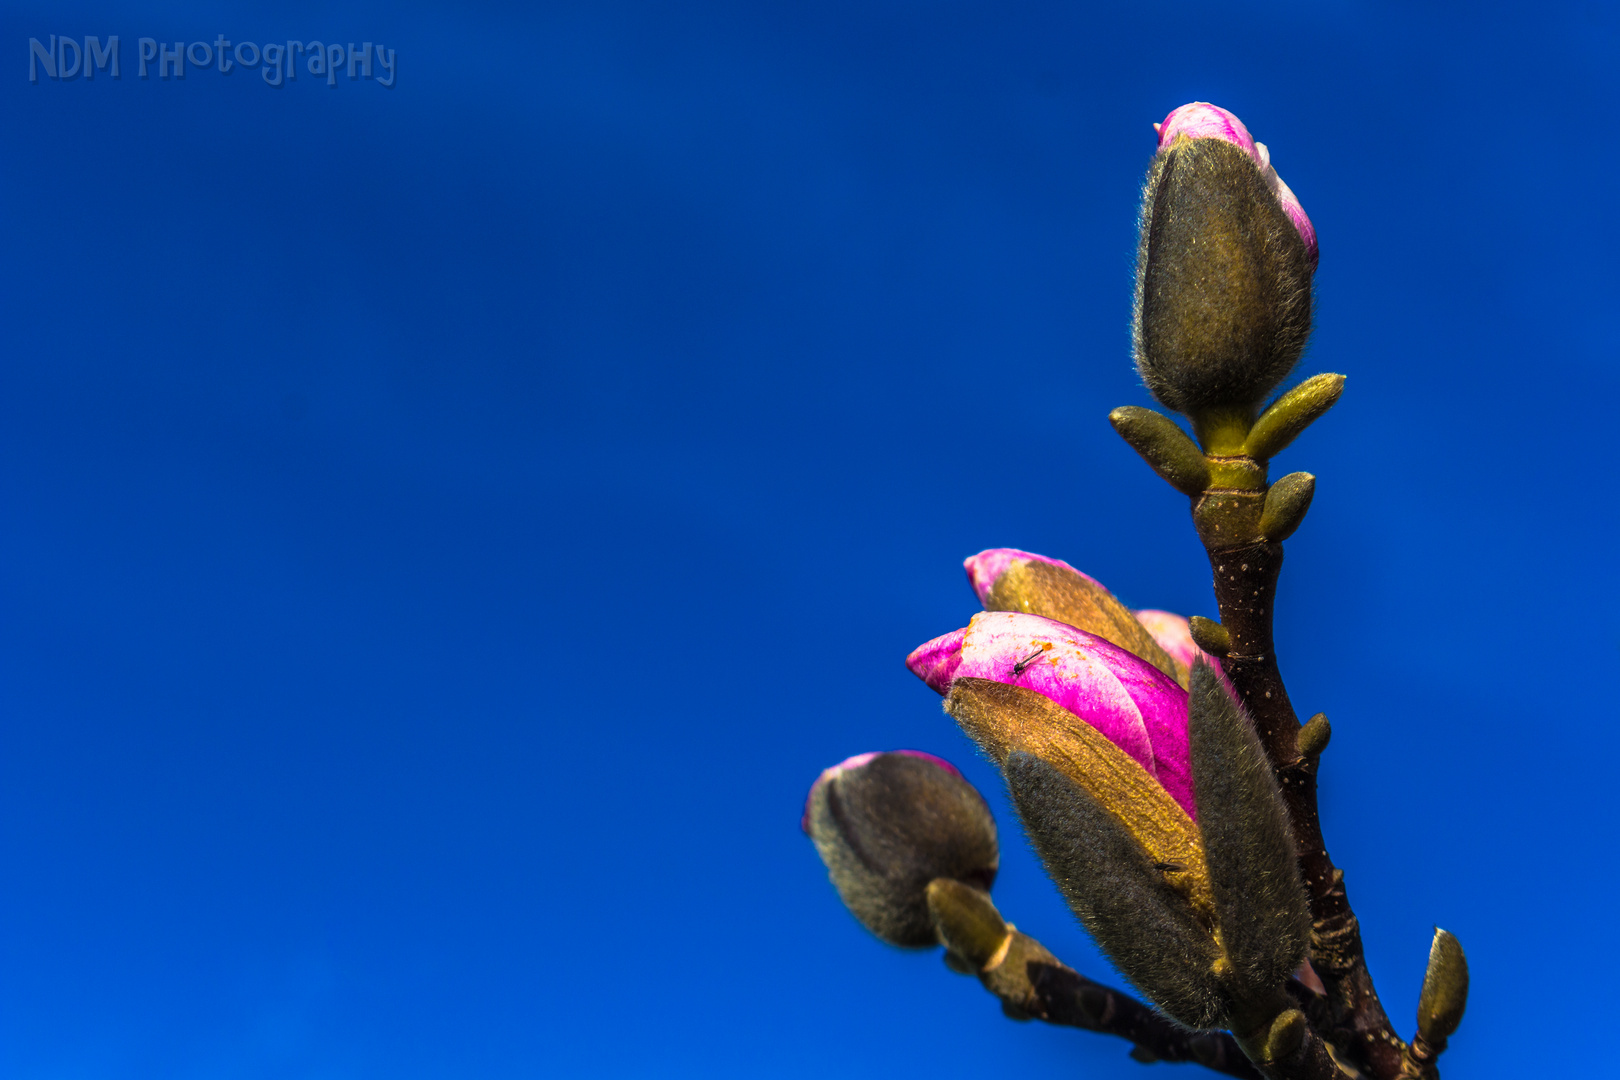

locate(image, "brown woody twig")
(962, 928), (1262, 1078)
(1194, 489), (1404, 1079)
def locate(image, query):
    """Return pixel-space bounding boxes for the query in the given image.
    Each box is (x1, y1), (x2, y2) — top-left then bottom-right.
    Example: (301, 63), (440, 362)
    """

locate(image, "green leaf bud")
(1243, 373), (1345, 461)
(925, 878), (1011, 972)
(1258, 472), (1316, 543)
(1188, 616), (1230, 657)
(1296, 713), (1331, 761)
(1417, 927), (1469, 1044)
(1108, 406), (1211, 496)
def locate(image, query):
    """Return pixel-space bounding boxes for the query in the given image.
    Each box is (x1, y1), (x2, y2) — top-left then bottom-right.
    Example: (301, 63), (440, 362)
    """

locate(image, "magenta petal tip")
(1156, 102), (1256, 157)
(906, 627), (966, 693)
(963, 548), (1097, 606)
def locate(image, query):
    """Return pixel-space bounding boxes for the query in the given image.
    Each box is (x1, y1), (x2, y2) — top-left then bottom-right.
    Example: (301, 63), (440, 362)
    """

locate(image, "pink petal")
(963, 548), (1102, 607)
(905, 628), (966, 694)
(1133, 610), (1203, 671)
(1156, 102), (1259, 162)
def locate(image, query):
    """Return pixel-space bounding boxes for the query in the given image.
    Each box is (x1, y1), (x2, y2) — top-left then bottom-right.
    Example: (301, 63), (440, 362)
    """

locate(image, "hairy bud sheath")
(1186, 661), (1310, 999)
(803, 751), (998, 947)
(1134, 103), (1315, 418)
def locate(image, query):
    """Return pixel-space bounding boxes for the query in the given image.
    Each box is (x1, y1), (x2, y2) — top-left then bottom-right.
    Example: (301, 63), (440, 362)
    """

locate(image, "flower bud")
(1154, 103), (1317, 267)
(908, 610), (1195, 817)
(803, 750), (998, 947)
(1134, 103), (1315, 419)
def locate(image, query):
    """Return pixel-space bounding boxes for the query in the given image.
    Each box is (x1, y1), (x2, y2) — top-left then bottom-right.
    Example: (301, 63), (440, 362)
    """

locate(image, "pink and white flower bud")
(961, 548), (1182, 683)
(1155, 102), (1259, 156)
(1155, 102), (1317, 269)
(907, 611), (1195, 817)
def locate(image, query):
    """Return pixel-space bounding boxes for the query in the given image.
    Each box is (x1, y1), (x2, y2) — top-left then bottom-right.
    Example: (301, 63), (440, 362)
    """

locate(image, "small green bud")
(1108, 406), (1211, 496)
(1263, 1009), (1307, 1063)
(1243, 373), (1345, 461)
(1296, 713), (1331, 761)
(1417, 928), (1469, 1044)
(1188, 616), (1230, 657)
(926, 878), (1011, 972)
(1258, 472), (1316, 543)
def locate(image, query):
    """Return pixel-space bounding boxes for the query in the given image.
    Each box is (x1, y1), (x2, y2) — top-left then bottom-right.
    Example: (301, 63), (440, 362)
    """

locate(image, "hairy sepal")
(1005, 751), (1228, 1030)
(1187, 661), (1310, 999)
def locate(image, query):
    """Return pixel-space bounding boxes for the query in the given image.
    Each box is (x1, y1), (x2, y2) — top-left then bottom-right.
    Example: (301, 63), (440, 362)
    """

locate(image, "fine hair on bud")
(806, 753), (998, 947)
(1186, 661), (1310, 996)
(1134, 138), (1314, 416)
(1004, 751), (1228, 1030)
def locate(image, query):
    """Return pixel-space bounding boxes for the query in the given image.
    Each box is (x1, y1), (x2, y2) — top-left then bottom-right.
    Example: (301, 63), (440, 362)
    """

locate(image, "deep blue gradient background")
(2, 3), (1615, 1077)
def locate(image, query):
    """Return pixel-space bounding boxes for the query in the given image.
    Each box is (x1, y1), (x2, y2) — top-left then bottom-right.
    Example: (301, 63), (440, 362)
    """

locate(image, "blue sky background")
(2, 2), (1615, 1077)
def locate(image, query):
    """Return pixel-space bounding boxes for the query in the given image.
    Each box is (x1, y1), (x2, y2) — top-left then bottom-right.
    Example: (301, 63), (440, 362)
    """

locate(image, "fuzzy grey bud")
(804, 751), (998, 947)
(1133, 107), (1315, 420)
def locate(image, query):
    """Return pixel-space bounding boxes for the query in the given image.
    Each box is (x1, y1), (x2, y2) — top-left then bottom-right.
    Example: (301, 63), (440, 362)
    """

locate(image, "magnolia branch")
(1200, 533), (1404, 1078)
(959, 927), (1261, 1078)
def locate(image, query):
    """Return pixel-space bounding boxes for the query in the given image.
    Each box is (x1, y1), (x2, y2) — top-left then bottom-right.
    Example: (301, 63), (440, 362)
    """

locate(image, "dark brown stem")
(1196, 522), (1404, 1079)
(972, 930), (1262, 1077)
